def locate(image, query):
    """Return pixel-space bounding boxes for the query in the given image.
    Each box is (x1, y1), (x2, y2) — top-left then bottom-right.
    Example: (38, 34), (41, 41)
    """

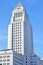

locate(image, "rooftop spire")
(17, 2), (23, 7)
(14, 2), (24, 10)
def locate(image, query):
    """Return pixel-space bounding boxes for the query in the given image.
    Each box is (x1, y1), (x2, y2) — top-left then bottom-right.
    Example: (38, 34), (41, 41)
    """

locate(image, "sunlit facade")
(8, 3), (33, 55)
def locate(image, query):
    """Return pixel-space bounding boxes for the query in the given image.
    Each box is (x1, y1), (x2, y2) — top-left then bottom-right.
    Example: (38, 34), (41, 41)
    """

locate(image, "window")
(26, 55), (27, 57)
(7, 63), (10, 65)
(7, 59), (10, 61)
(3, 63), (6, 65)
(3, 59), (6, 61)
(0, 60), (2, 62)
(17, 8), (20, 9)
(0, 56), (2, 58)
(3, 56), (6, 58)
(26, 61), (27, 63)
(26, 58), (27, 60)
(7, 56), (10, 58)
(14, 12), (22, 18)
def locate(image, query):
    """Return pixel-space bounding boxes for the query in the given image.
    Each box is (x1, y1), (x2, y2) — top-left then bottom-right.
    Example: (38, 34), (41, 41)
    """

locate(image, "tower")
(8, 3), (33, 55)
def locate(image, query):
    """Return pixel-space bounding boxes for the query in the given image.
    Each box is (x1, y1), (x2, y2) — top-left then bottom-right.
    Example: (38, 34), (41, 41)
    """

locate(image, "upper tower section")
(14, 2), (24, 10)
(11, 2), (28, 23)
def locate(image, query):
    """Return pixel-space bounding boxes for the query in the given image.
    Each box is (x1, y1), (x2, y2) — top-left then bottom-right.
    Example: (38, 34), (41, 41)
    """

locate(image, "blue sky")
(0, 0), (43, 58)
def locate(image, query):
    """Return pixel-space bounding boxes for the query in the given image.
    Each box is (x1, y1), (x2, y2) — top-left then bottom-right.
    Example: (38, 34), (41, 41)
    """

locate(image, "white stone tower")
(8, 3), (33, 56)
